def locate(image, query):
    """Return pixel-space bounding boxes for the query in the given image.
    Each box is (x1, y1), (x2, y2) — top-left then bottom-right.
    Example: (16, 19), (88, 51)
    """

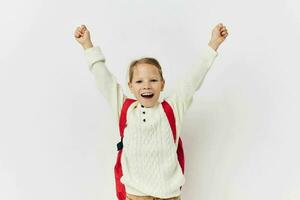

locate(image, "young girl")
(74, 23), (228, 200)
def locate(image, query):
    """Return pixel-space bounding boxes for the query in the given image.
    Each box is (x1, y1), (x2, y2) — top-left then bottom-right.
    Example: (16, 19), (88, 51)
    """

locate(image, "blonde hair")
(128, 57), (165, 83)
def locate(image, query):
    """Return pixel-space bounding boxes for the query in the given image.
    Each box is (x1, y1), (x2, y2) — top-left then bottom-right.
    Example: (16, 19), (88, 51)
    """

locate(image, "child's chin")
(138, 98), (158, 107)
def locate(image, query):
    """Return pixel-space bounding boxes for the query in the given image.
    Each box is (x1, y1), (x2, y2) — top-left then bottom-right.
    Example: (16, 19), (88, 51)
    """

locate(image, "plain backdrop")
(1, 0), (300, 199)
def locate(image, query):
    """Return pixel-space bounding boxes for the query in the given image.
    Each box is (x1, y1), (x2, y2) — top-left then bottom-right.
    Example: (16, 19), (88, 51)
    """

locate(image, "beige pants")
(126, 193), (181, 200)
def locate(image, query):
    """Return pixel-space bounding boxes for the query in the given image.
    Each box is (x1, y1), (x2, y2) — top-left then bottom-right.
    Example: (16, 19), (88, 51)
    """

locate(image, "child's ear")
(128, 82), (133, 92)
(161, 80), (165, 91)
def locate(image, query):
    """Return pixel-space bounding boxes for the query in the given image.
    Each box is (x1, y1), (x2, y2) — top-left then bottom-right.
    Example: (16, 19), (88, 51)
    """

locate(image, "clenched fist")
(208, 23), (229, 51)
(74, 24), (93, 49)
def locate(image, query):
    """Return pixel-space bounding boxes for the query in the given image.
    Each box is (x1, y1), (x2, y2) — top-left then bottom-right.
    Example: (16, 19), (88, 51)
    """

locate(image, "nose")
(142, 81), (151, 89)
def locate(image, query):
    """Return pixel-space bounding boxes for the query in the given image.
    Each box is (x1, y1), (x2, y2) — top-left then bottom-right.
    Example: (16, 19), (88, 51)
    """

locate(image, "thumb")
(80, 25), (88, 34)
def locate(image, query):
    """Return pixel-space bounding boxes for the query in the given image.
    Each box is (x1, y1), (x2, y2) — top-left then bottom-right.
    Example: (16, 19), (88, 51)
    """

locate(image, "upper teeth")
(142, 92), (153, 95)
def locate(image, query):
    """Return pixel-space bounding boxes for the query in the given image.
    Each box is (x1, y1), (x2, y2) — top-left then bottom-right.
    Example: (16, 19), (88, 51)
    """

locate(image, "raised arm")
(167, 23), (229, 121)
(74, 25), (126, 121)
(188, 23), (228, 93)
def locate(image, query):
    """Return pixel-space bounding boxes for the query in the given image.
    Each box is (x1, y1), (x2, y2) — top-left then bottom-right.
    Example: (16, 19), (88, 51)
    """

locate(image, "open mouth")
(141, 92), (154, 99)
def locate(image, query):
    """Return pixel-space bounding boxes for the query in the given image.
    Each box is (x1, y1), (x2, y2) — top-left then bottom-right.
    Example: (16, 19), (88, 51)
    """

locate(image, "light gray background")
(1, 0), (300, 199)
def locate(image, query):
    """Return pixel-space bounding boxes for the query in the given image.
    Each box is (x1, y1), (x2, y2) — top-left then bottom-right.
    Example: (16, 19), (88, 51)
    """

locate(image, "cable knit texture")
(84, 45), (218, 198)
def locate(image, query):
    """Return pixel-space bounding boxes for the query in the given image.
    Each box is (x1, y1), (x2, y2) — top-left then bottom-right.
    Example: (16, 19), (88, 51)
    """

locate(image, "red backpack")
(114, 98), (185, 200)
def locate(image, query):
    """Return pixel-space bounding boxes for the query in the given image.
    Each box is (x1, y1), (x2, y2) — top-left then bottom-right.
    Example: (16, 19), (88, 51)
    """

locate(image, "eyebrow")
(136, 78), (158, 80)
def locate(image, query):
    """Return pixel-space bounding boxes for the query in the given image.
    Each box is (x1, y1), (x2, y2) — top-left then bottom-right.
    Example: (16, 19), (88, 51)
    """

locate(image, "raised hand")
(74, 24), (93, 49)
(208, 23), (229, 51)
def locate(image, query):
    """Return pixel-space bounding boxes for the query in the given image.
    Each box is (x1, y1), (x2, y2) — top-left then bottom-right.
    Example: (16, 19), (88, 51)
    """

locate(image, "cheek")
(156, 82), (164, 88)
(154, 84), (163, 92)
(132, 85), (141, 93)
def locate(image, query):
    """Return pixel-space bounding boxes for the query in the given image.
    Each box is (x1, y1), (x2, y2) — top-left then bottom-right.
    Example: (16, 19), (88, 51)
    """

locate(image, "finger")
(75, 30), (84, 38)
(76, 28), (82, 33)
(221, 31), (228, 36)
(74, 29), (80, 37)
(80, 27), (86, 34)
(81, 25), (87, 31)
(221, 29), (228, 35)
(75, 28), (81, 35)
(222, 33), (228, 37)
(221, 26), (227, 31)
(76, 25), (85, 33)
(221, 30), (228, 36)
(75, 32), (81, 38)
(76, 30), (82, 36)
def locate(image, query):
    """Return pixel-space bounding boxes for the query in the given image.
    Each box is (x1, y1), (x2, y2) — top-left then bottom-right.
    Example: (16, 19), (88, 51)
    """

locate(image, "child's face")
(128, 63), (165, 108)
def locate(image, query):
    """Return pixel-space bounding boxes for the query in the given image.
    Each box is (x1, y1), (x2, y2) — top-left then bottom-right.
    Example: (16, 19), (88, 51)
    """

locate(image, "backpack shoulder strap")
(115, 98), (136, 200)
(161, 100), (177, 142)
(162, 100), (185, 176)
(119, 98), (136, 136)
(117, 98), (136, 151)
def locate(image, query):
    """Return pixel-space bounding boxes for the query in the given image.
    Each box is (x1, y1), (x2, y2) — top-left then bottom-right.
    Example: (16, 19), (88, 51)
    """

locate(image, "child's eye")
(136, 80), (142, 83)
(151, 79), (158, 82)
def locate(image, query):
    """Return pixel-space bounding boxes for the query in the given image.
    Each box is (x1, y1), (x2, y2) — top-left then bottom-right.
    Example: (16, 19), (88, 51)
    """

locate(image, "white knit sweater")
(84, 45), (218, 198)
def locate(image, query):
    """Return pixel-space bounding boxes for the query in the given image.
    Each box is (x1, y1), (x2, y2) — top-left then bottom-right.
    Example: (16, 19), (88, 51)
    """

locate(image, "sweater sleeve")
(166, 45), (218, 122)
(84, 46), (125, 122)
